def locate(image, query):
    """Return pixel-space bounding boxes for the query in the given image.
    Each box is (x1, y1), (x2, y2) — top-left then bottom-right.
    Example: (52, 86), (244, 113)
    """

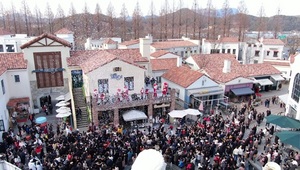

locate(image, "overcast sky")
(1, 0), (298, 17)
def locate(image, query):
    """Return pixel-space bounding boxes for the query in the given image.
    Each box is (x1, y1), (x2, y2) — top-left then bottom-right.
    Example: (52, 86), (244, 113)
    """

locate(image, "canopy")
(254, 78), (273, 86)
(168, 110), (187, 118)
(184, 109), (203, 116)
(231, 87), (254, 96)
(122, 110), (148, 122)
(271, 75), (285, 81)
(55, 101), (70, 107)
(278, 94), (289, 104)
(56, 112), (72, 118)
(266, 115), (300, 129)
(35, 117), (47, 124)
(55, 95), (65, 101)
(263, 162), (281, 170)
(275, 131), (300, 150)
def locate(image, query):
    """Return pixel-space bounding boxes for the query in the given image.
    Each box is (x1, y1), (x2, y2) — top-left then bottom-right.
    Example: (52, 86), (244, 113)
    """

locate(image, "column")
(92, 105), (99, 127)
(113, 108), (119, 127)
(148, 92), (153, 124)
(170, 89), (176, 111)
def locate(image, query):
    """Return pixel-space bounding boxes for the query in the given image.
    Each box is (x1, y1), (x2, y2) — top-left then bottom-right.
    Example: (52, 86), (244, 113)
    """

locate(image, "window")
(0, 120), (4, 131)
(255, 50), (260, 56)
(227, 49), (231, 53)
(156, 76), (161, 83)
(1, 79), (4, 94)
(34, 52), (63, 88)
(98, 79), (109, 93)
(222, 49), (225, 53)
(210, 49), (220, 54)
(194, 50), (197, 53)
(254, 45), (257, 47)
(0, 45), (3, 52)
(291, 73), (300, 103)
(14, 75), (20, 82)
(233, 49), (236, 54)
(113, 67), (122, 72)
(267, 51), (270, 56)
(273, 51), (278, 57)
(124, 77), (134, 90)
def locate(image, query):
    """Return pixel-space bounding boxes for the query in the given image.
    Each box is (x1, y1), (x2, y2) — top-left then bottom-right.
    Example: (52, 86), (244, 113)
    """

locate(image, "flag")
(198, 102), (204, 111)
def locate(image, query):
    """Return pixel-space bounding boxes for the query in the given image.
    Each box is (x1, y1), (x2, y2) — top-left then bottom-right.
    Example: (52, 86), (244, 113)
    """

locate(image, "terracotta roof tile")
(192, 54), (281, 83)
(68, 49), (148, 73)
(162, 66), (204, 88)
(103, 38), (117, 44)
(150, 50), (170, 58)
(151, 40), (197, 49)
(264, 60), (290, 66)
(20, 33), (71, 49)
(54, 28), (74, 34)
(204, 37), (239, 43)
(263, 39), (285, 45)
(150, 58), (177, 71)
(0, 28), (13, 35)
(119, 39), (139, 46)
(0, 53), (27, 75)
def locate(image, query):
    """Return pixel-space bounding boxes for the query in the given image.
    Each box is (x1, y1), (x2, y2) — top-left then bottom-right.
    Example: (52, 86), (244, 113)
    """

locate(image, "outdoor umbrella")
(168, 110), (187, 118)
(56, 107), (71, 113)
(35, 117), (47, 124)
(266, 115), (300, 129)
(184, 109), (203, 116)
(275, 131), (300, 150)
(55, 102), (70, 107)
(56, 112), (72, 118)
(55, 95), (65, 101)
(263, 162), (281, 170)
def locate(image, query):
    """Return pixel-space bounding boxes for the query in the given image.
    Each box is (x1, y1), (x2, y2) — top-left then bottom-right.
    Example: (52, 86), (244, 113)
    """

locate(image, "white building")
(55, 28), (75, 50)
(0, 32), (34, 53)
(85, 37), (121, 50)
(0, 53), (32, 141)
(201, 37), (240, 61)
(118, 39), (140, 49)
(285, 53), (300, 119)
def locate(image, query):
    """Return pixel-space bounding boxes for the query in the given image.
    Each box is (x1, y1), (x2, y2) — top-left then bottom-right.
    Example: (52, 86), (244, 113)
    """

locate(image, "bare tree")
(56, 4), (65, 29)
(171, 0), (176, 38)
(287, 35), (300, 55)
(21, 0), (30, 35)
(198, 7), (204, 40)
(159, 9), (164, 39)
(211, 8), (218, 40)
(148, 1), (156, 37)
(0, 2), (6, 29)
(273, 7), (282, 39)
(120, 3), (128, 40)
(11, 2), (17, 33)
(257, 4), (266, 39)
(206, 0), (213, 39)
(237, 0), (248, 41)
(69, 3), (77, 34)
(178, 0), (183, 38)
(94, 3), (102, 38)
(132, 2), (142, 39)
(82, 2), (90, 38)
(34, 5), (43, 35)
(45, 2), (54, 33)
(192, 0), (198, 39)
(221, 0), (232, 37)
(163, 0), (169, 39)
(107, 2), (115, 37)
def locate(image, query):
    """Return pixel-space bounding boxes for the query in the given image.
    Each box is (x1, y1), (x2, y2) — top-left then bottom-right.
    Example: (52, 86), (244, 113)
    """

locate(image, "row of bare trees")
(0, 0), (284, 48)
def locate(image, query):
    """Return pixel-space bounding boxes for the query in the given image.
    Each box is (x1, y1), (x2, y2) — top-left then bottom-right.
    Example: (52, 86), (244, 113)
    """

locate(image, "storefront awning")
(278, 94), (289, 104)
(271, 75), (285, 81)
(122, 110), (148, 122)
(231, 87), (254, 96)
(188, 86), (224, 97)
(254, 79), (273, 86)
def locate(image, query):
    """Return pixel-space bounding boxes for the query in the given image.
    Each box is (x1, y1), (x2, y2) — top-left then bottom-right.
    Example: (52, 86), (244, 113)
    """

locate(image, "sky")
(1, 0), (299, 17)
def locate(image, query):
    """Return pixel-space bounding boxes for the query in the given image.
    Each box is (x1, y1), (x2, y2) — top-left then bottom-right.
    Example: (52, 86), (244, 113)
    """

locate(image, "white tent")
(184, 109), (203, 116)
(122, 110), (148, 121)
(56, 112), (72, 118)
(168, 110), (187, 118)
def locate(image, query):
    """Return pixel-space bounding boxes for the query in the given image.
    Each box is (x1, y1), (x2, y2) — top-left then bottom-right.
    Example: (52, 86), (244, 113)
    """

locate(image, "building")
(55, 28), (75, 50)
(285, 54), (300, 119)
(162, 66), (224, 112)
(85, 37), (121, 50)
(264, 60), (291, 81)
(201, 37), (240, 61)
(0, 53), (31, 141)
(118, 39), (140, 49)
(185, 54), (283, 102)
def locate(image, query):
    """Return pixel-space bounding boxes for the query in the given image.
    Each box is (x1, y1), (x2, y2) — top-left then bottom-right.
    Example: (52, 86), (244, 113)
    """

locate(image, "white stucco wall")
(151, 53), (178, 59)
(201, 41), (239, 60)
(86, 59), (146, 96)
(161, 78), (186, 101)
(187, 76), (219, 90)
(263, 44), (283, 60)
(6, 70), (32, 99)
(0, 73), (12, 140)
(150, 46), (199, 58)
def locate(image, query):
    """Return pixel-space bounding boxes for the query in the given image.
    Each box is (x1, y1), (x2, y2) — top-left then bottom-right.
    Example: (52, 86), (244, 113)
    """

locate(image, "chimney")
(218, 35), (221, 40)
(222, 59), (231, 73)
(139, 36), (151, 59)
(177, 56), (182, 67)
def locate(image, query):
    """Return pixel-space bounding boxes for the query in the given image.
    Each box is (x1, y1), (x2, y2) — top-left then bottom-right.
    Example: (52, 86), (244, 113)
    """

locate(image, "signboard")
(32, 68), (65, 73)
(110, 73), (122, 80)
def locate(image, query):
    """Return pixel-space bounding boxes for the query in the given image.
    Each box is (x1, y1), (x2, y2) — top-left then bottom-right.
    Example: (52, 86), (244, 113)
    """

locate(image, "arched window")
(291, 73), (300, 103)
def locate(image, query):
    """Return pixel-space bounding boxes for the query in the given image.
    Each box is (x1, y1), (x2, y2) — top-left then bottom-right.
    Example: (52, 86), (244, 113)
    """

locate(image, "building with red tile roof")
(118, 39), (140, 49)
(262, 39), (285, 45)
(150, 58), (177, 71)
(0, 53), (27, 75)
(20, 33), (71, 49)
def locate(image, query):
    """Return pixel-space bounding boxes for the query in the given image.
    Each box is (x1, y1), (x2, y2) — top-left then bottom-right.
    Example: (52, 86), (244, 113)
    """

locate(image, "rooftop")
(150, 58), (177, 71)
(20, 33), (71, 49)
(103, 38), (117, 45)
(162, 66), (204, 88)
(119, 39), (139, 46)
(0, 53), (27, 75)
(264, 60), (290, 66)
(205, 37), (239, 43)
(151, 40), (198, 49)
(262, 39), (285, 45)
(150, 50), (171, 58)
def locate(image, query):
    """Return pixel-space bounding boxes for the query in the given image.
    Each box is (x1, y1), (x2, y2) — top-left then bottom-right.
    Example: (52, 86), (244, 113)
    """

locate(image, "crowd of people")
(1, 101), (299, 170)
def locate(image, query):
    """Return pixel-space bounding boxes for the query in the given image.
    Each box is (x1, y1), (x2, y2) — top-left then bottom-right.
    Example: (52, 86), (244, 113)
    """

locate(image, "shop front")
(7, 97), (30, 127)
(225, 83), (254, 102)
(253, 77), (273, 92)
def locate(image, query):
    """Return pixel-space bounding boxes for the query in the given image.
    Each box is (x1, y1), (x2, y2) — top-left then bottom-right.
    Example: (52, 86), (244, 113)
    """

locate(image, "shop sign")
(110, 73), (122, 80)
(199, 90), (209, 94)
(32, 68), (65, 73)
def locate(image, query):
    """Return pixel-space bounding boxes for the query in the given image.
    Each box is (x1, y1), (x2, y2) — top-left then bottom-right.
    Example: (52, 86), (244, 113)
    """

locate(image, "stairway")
(73, 88), (90, 128)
